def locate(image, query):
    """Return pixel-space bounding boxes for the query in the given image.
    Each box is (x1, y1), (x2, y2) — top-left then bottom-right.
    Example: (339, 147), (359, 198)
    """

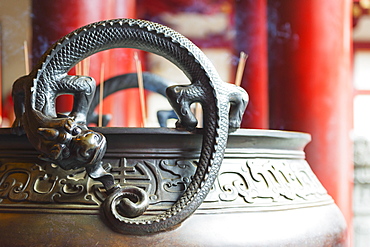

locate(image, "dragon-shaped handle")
(11, 18), (248, 234)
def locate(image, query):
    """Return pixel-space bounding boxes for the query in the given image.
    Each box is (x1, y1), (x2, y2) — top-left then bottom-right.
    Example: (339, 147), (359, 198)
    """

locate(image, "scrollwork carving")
(160, 159), (196, 194)
(0, 162), (96, 205)
(204, 159), (330, 207)
(0, 156), (331, 212)
(100, 158), (197, 204)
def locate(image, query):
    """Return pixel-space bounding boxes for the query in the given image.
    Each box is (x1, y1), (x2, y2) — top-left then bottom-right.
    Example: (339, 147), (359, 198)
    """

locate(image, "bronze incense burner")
(0, 18), (347, 246)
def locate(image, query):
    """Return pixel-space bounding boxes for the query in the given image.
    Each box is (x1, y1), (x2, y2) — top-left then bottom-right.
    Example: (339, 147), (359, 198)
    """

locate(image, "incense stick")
(235, 51), (248, 87)
(75, 61), (82, 75)
(23, 40), (30, 75)
(98, 63), (105, 127)
(83, 57), (90, 76)
(195, 103), (202, 128)
(134, 52), (147, 127)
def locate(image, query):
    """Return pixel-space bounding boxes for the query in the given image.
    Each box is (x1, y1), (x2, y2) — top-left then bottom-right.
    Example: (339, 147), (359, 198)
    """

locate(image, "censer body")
(0, 128), (347, 246)
(0, 18), (347, 246)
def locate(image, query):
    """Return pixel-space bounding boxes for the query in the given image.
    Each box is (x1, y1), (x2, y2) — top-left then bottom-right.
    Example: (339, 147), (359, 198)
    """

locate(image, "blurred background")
(0, 0), (369, 245)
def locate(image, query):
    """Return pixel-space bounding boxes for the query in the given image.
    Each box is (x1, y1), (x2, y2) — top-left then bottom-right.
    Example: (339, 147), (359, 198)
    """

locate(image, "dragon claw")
(11, 119), (25, 136)
(10, 18), (249, 234)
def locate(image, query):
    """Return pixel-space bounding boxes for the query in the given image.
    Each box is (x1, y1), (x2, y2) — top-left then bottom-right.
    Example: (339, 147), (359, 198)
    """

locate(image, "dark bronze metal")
(0, 128), (347, 246)
(2, 17), (347, 245)
(10, 18), (248, 234)
(86, 72), (176, 126)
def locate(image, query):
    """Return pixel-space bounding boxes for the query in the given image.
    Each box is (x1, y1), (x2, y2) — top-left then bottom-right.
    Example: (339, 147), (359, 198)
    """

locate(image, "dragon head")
(37, 118), (107, 170)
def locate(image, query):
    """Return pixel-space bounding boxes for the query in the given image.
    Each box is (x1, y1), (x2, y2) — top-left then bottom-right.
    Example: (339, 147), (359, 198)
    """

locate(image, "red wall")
(268, 0), (353, 232)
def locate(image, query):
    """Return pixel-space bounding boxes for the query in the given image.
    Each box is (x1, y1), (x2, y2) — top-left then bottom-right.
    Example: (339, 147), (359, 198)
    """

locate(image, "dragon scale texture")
(12, 18), (248, 234)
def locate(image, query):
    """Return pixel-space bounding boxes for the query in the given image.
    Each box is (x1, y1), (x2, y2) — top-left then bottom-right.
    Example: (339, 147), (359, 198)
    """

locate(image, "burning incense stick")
(235, 51), (248, 87)
(98, 63), (105, 127)
(134, 52), (147, 127)
(23, 40), (30, 75)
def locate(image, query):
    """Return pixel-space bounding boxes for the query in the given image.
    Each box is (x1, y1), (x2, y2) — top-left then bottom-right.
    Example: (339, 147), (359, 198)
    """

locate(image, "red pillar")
(268, 0), (353, 229)
(31, 0), (87, 113)
(234, 0), (269, 129)
(0, 25), (2, 126)
(103, 0), (141, 127)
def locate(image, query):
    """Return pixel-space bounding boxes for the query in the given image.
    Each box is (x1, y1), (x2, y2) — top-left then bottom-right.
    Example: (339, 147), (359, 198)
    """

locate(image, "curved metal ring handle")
(11, 18), (248, 234)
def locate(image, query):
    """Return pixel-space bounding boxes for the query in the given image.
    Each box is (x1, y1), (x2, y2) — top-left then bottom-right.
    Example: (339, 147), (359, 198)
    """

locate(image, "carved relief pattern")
(0, 161), (96, 205)
(0, 157), (330, 210)
(204, 159), (330, 206)
(91, 158), (197, 205)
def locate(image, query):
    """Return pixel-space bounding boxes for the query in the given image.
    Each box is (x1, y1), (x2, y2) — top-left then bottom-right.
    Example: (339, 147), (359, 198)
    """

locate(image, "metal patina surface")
(0, 128), (347, 246)
(10, 18), (248, 234)
(0, 18), (347, 245)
